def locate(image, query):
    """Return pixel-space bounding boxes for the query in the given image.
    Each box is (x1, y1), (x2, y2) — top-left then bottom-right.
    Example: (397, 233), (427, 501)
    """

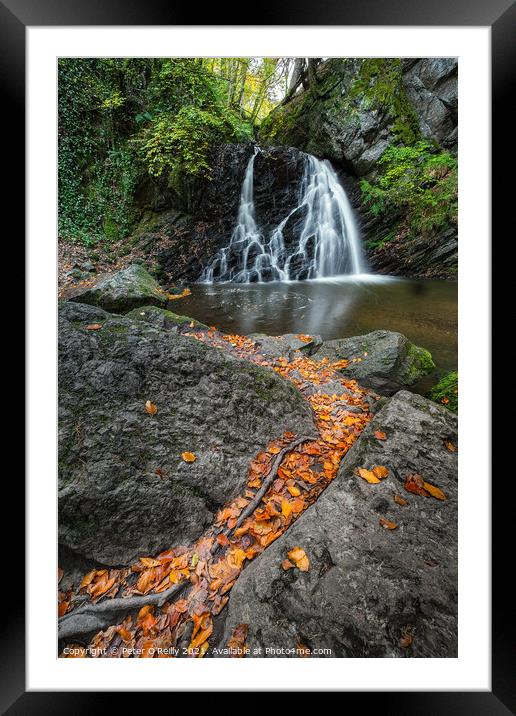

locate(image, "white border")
(27, 26), (490, 691)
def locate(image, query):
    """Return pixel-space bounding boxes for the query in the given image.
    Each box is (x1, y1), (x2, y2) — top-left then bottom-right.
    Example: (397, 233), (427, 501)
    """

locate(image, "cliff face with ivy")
(259, 58), (458, 279)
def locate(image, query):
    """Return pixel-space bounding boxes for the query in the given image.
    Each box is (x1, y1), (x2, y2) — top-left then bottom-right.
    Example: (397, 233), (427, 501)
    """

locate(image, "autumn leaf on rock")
(181, 452), (197, 463)
(357, 468), (381, 484)
(404, 473), (430, 497)
(227, 623), (248, 657)
(85, 323), (103, 330)
(287, 547), (310, 572)
(372, 465), (389, 479)
(374, 430), (387, 441)
(145, 400), (157, 416)
(139, 557), (161, 568)
(379, 518), (398, 530)
(399, 631), (413, 648)
(58, 601), (69, 617)
(282, 559), (294, 570)
(423, 482), (447, 500)
(444, 440), (456, 452)
(394, 494), (408, 506)
(287, 485), (301, 497)
(281, 499), (292, 518)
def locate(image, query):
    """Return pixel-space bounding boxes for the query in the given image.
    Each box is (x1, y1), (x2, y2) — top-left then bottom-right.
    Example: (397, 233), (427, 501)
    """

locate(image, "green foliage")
(360, 141), (458, 235)
(58, 58), (265, 246)
(428, 371), (458, 413)
(351, 59), (420, 144)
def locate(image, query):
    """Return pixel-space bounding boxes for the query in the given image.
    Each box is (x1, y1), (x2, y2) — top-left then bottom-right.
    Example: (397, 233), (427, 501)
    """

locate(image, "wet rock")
(315, 330), (435, 395)
(125, 305), (208, 331)
(67, 264), (168, 314)
(220, 391), (457, 658)
(250, 333), (323, 361)
(58, 304), (315, 565)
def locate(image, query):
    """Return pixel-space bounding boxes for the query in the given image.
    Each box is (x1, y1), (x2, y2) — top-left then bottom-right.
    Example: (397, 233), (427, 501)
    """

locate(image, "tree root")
(58, 580), (189, 642)
(211, 434), (317, 555)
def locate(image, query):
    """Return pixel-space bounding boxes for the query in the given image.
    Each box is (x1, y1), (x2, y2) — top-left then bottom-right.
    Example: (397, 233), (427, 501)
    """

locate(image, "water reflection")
(178, 276), (458, 377)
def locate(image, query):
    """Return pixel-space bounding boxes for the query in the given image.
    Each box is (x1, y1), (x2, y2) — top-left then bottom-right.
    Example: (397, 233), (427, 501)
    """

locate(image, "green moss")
(427, 371), (458, 413)
(404, 343), (435, 382)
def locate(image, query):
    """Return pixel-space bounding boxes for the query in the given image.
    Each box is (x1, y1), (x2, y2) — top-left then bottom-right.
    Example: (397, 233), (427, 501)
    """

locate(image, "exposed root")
(58, 581), (189, 641)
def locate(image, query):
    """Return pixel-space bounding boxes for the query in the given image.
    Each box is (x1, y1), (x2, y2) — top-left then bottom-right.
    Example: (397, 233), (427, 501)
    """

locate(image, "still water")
(178, 275), (457, 386)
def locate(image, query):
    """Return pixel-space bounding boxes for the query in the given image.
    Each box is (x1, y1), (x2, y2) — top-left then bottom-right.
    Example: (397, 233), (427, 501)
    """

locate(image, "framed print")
(9, 0), (508, 708)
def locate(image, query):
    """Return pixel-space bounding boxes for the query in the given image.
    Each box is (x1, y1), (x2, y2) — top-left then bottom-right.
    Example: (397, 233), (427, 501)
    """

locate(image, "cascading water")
(199, 148), (365, 283)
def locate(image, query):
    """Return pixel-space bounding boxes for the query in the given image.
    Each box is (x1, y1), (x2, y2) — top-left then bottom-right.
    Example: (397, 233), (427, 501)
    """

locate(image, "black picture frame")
(8, 0), (507, 709)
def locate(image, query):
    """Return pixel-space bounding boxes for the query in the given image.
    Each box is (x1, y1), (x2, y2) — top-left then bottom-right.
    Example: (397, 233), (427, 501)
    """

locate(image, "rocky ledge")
(219, 390), (457, 657)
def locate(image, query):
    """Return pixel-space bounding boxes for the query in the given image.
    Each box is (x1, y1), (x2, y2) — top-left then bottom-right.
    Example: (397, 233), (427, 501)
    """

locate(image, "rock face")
(220, 391), (458, 658)
(260, 58), (457, 177)
(58, 302), (315, 565)
(401, 58), (458, 150)
(67, 264), (168, 314)
(315, 330), (435, 395)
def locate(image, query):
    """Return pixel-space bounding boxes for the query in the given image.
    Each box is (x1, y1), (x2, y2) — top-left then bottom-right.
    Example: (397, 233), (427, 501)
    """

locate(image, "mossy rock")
(126, 305), (208, 331)
(315, 330), (435, 395)
(67, 264), (168, 314)
(427, 371), (458, 413)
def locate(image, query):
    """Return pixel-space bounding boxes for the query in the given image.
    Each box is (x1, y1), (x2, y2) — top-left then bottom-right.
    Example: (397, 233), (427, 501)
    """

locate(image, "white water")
(200, 149), (365, 283)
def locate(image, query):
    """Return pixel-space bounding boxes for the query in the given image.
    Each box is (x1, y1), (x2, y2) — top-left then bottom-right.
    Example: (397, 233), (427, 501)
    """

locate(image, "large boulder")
(219, 391), (458, 657)
(315, 330), (435, 395)
(249, 332), (322, 361)
(58, 303), (315, 565)
(67, 264), (168, 314)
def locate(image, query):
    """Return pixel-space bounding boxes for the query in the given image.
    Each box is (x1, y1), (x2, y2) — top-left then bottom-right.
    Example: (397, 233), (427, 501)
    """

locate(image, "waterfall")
(200, 149), (365, 283)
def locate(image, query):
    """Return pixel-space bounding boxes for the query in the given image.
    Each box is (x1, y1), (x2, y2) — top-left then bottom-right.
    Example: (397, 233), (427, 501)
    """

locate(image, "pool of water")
(177, 275), (457, 390)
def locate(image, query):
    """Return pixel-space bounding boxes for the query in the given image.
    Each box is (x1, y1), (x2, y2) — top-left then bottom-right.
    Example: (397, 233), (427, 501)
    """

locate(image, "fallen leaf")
(145, 400), (157, 416)
(404, 473), (430, 497)
(181, 452), (197, 463)
(227, 623), (248, 657)
(282, 559), (294, 570)
(357, 468), (381, 484)
(296, 642), (311, 657)
(85, 323), (103, 330)
(423, 482), (447, 501)
(139, 557), (161, 568)
(379, 518), (398, 530)
(444, 440), (456, 452)
(374, 430), (387, 441)
(399, 632), (413, 648)
(287, 485), (301, 497)
(58, 601), (69, 617)
(372, 465), (389, 479)
(287, 547), (310, 572)
(281, 499), (292, 518)
(394, 494), (408, 506)
(216, 533), (230, 546)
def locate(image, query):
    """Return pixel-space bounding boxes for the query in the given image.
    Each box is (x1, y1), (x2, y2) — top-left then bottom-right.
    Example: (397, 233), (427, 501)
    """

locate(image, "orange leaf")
(282, 559), (294, 570)
(379, 518), (398, 530)
(139, 557), (161, 568)
(372, 465), (389, 479)
(444, 440), (456, 452)
(422, 482), (447, 501)
(58, 601), (69, 617)
(357, 468), (381, 484)
(181, 451), (197, 463)
(287, 547), (310, 572)
(281, 499), (292, 518)
(145, 400), (157, 415)
(287, 485), (301, 497)
(85, 323), (103, 330)
(217, 533), (230, 546)
(394, 494), (408, 506)
(375, 430), (387, 441)
(404, 473), (430, 497)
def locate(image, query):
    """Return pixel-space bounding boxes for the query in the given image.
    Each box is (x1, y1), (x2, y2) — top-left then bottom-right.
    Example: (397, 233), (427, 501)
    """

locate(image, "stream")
(177, 275), (457, 393)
